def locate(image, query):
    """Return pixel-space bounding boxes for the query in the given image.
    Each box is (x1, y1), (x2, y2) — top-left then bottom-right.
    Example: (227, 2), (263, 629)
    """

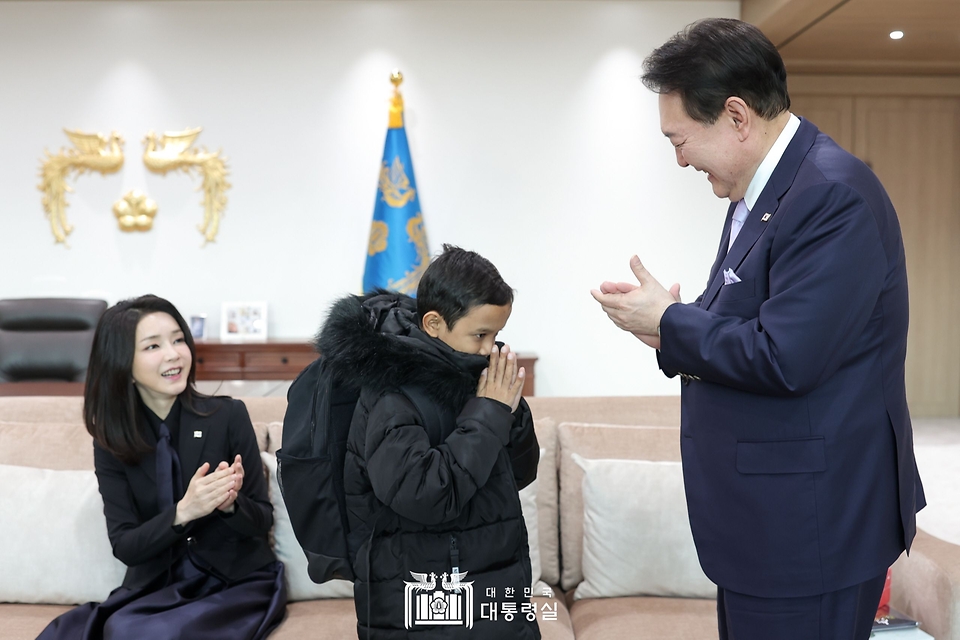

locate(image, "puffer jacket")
(317, 292), (541, 639)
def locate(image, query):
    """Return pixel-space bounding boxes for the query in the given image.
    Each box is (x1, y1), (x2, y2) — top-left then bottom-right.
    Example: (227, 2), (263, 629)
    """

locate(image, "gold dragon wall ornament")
(143, 127), (230, 244)
(38, 129), (125, 245)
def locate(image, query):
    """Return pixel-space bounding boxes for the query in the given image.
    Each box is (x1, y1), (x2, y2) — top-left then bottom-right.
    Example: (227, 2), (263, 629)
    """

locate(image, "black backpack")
(276, 356), (442, 584)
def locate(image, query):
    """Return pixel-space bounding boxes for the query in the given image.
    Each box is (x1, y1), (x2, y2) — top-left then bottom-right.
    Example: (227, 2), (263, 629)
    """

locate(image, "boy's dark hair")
(641, 18), (790, 125)
(84, 294), (208, 464)
(417, 244), (513, 328)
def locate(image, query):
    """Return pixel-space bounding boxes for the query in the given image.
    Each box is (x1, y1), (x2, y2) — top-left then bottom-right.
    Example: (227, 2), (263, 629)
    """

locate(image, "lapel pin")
(761, 213), (771, 222)
(193, 431), (203, 438)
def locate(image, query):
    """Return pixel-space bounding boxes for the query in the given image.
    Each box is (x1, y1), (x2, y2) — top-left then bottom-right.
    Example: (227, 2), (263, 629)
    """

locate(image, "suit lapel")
(700, 118), (821, 311)
(701, 193), (779, 310)
(699, 201), (736, 308)
(179, 408), (207, 488)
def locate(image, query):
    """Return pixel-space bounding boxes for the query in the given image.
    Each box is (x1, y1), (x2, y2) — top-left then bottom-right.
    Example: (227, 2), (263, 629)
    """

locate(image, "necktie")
(155, 422), (182, 510)
(728, 199), (749, 252)
(156, 420), (204, 581)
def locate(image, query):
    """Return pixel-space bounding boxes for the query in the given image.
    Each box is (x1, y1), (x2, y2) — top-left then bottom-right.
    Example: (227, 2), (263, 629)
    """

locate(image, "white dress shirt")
(728, 113), (801, 252)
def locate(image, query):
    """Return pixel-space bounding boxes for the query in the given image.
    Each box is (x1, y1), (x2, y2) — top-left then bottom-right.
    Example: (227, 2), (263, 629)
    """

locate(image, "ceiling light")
(889, 30), (904, 40)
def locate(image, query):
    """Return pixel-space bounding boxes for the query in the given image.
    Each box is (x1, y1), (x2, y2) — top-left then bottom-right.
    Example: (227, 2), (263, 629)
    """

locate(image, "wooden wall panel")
(791, 94), (960, 416)
(789, 95), (855, 151)
(789, 75), (960, 98)
(852, 97), (960, 417)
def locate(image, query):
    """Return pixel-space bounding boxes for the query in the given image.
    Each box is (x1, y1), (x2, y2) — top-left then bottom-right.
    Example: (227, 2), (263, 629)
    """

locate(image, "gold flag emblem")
(368, 220), (389, 256)
(378, 157), (417, 208)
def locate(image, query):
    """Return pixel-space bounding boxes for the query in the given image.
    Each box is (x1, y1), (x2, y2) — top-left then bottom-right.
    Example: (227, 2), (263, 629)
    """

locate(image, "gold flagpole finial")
(389, 69), (404, 129)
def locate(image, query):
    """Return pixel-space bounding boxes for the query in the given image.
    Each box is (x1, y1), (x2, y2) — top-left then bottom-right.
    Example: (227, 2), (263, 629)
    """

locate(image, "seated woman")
(39, 295), (286, 640)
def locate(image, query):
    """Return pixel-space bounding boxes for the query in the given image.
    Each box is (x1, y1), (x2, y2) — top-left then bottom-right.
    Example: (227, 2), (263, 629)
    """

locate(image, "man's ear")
(724, 97), (751, 141)
(421, 310), (446, 338)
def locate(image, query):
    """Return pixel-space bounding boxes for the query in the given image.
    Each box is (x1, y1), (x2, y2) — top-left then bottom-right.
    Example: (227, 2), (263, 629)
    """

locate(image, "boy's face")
(421, 303), (512, 356)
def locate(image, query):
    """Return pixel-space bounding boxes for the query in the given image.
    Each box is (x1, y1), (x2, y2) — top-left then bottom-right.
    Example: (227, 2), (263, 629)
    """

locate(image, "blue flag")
(363, 72), (429, 296)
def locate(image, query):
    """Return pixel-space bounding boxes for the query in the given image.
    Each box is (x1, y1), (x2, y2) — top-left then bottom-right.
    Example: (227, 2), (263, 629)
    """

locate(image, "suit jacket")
(658, 118), (925, 599)
(94, 396), (275, 589)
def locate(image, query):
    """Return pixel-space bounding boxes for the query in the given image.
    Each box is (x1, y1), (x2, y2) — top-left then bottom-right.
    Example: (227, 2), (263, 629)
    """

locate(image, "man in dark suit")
(591, 18), (924, 640)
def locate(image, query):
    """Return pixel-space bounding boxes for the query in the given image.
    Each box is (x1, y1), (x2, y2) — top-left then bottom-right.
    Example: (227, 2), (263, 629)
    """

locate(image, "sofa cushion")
(0, 406), (268, 471)
(557, 423), (680, 590)
(269, 598), (359, 640)
(0, 418), (267, 469)
(267, 420), (284, 454)
(521, 478), (543, 590)
(0, 464), (126, 604)
(532, 417), (560, 586)
(525, 397), (680, 430)
(0, 396), (83, 424)
(572, 455), (715, 600)
(568, 595), (717, 640)
(260, 452), (354, 601)
(0, 421), (93, 470)
(0, 604), (73, 640)
(520, 476), (555, 595)
(241, 397), (290, 426)
(250, 422), (272, 454)
(892, 528), (960, 640)
(533, 595), (576, 640)
(526, 397), (679, 588)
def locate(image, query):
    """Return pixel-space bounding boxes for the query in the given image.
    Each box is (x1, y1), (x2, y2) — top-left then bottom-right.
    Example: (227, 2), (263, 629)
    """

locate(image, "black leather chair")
(0, 298), (107, 383)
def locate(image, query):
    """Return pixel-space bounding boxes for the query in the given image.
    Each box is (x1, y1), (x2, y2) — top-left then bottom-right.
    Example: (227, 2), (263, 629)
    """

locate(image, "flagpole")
(389, 70), (404, 128)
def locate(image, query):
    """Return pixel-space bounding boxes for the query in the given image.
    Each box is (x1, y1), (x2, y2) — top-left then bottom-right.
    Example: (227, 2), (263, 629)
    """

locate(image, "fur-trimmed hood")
(316, 291), (488, 410)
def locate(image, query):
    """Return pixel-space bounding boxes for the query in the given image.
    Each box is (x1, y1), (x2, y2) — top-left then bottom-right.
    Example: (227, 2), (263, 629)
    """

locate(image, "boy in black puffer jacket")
(317, 245), (541, 640)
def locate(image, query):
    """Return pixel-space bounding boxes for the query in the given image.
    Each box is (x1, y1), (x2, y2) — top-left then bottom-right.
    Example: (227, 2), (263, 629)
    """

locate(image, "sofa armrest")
(891, 529), (960, 640)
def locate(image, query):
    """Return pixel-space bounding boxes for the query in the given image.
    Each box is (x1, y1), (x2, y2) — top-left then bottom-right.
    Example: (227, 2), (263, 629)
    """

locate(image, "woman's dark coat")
(318, 292), (541, 639)
(93, 396), (276, 588)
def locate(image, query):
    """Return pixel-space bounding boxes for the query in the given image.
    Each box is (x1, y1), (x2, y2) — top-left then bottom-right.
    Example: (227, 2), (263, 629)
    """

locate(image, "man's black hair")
(641, 18), (790, 125)
(417, 244), (513, 328)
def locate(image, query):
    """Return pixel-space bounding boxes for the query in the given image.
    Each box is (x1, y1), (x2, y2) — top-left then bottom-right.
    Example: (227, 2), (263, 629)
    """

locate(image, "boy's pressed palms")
(476, 344), (525, 412)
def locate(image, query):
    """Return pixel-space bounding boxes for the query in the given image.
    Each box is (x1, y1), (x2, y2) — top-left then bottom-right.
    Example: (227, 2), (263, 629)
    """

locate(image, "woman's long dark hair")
(84, 294), (207, 464)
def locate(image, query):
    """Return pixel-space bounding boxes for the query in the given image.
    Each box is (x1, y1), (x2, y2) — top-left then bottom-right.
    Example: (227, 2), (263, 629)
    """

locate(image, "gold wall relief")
(113, 190), (157, 232)
(38, 129), (125, 245)
(143, 127), (230, 245)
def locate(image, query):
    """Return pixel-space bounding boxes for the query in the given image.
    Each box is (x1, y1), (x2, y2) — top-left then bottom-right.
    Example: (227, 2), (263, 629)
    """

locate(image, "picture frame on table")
(188, 314), (207, 341)
(220, 302), (268, 342)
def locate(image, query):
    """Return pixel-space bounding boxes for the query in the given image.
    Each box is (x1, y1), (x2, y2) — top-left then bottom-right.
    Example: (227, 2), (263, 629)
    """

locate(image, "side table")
(194, 340), (538, 396)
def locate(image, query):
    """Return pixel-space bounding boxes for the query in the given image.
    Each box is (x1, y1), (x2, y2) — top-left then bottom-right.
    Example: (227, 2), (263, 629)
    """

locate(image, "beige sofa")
(1, 395), (957, 640)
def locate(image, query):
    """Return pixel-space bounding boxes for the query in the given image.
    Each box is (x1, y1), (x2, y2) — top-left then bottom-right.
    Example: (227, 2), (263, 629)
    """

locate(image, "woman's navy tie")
(155, 421), (182, 510)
